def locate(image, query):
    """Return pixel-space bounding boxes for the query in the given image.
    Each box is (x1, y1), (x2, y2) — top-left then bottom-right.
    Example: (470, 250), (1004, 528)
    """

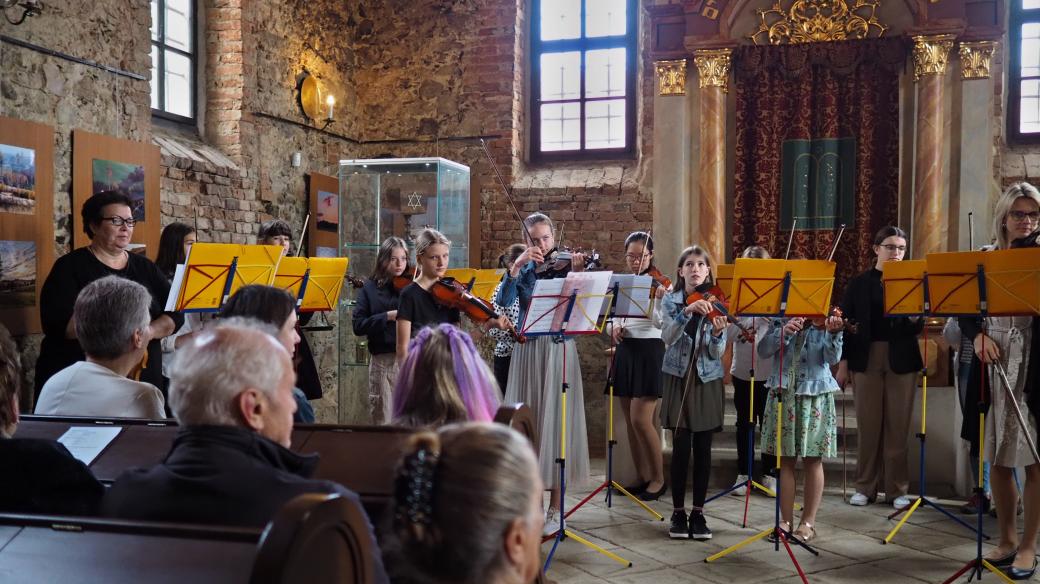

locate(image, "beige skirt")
(984, 317), (1039, 468)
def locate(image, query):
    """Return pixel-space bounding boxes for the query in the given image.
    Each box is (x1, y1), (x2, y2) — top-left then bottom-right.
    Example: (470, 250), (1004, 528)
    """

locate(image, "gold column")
(911, 34), (955, 259)
(654, 59), (687, 96)
(959, 41), (998, 80)
(693, 48), (731, 263)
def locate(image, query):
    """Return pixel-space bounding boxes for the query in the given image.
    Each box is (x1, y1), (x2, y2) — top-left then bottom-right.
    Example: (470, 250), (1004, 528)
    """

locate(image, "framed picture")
(308, 172), (339, 257)
(0, 116), (55, 335)
(72, 130), (161, 257)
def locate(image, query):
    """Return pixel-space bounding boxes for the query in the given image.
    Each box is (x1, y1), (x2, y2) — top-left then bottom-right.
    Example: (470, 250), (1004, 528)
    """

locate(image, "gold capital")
(693, 49), (732, 90)
(654, 59), (687, 96)
(958, 41), (998, 80)
(912, 34), (956, 82)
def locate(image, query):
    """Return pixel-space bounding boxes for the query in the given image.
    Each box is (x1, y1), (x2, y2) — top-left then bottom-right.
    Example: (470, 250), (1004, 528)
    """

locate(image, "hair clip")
(395, 446), (438, 528)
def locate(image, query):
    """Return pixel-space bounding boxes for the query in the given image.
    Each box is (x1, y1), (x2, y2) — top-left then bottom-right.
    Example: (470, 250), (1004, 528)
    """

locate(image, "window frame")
(529, 0), (638, 162)
(1008, 1), (1040, 144)
(151, 0), (197, 125)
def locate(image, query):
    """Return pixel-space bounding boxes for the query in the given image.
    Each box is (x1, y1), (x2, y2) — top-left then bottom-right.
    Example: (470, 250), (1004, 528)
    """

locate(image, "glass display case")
(335, 158), (471, 421)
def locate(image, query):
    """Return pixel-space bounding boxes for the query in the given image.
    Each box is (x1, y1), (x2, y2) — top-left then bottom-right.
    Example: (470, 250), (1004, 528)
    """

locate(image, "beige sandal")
(794, 522), (816, 543)
(767, 520), (791, 543)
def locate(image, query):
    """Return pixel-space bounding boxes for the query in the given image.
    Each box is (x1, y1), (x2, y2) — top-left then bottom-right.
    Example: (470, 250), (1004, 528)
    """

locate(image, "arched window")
(530, 0), (637, 160)
(1009, 0), (1040, 142)
(151, 0), (196, 122)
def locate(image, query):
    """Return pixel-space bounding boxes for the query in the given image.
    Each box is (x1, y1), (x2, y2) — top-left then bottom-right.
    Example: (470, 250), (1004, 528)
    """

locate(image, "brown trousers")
(852, 342), (919, 499)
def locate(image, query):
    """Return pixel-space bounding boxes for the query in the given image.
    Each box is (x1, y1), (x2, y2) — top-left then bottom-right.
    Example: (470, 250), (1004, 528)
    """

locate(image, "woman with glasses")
(836, 226), (923, 510)
(958, 182), (1040, 579)
(34, 191), (182, 398)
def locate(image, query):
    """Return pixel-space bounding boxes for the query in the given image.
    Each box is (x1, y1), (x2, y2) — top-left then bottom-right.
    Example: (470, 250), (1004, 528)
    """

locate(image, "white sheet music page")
(611, 274), (653, 318)
(558, 271), (614, 333)
(57, 426), (122, 465)
(165, 263), (187, 311)
(521, 278), (567, 336)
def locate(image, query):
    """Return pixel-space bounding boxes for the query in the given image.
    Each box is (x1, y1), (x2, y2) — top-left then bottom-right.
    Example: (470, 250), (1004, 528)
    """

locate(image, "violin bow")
(826, 223), (846, 262)
(479, 138), (536, 246)
(784, 219), (797, 260)
(296, 213), (311, 257)
(968, 211), (975, 250)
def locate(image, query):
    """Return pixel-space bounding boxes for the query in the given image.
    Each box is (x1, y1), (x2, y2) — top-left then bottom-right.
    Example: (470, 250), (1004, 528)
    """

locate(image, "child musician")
(657, 245), (728, 540)
(495, 212), (590, 537)
(759, 314), (844, 543)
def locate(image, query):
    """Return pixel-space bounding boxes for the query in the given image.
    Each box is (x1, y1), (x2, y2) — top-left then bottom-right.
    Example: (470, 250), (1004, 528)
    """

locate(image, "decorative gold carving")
(749, 0), (887, 45)
(693, 49), (732, 90)
(912, 34), (956, 81)
(958, 41), (998, 80)
(654, 59), (688, 96)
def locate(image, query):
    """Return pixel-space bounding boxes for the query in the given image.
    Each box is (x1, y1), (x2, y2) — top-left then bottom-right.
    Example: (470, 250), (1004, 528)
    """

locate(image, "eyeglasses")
(879, 244), (906, 252)
(1009, 210), (1040, 222)
(102, 216), (137, 227)
(624, 254), (649, 261)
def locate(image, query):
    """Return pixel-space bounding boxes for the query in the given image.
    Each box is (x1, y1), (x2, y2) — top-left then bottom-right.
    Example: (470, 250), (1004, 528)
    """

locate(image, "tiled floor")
(545, 462), (1030, 583)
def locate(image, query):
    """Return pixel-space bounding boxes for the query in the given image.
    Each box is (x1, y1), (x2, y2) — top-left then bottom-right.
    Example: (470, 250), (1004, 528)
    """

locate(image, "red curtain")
(731, 38), (906, 296)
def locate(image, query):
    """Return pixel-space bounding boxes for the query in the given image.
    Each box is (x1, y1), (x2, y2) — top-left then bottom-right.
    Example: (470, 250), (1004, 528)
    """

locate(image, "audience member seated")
(219, 284), (315, 423)
(383, 423), (544, 584)
(35, 276), (165, 419)
(392, 323), (500, 428)
(0, 323), (104, 515)
(102, 322), (388, 581)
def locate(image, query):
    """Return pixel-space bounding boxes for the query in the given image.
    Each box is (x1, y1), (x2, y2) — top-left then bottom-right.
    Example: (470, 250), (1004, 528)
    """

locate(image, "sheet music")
(165, 264), (187, 312)
(520, 278), (567, 336)
(610, 274), (653, 318)
(58, 426), (122, 465)
(556, 271), (614, 333)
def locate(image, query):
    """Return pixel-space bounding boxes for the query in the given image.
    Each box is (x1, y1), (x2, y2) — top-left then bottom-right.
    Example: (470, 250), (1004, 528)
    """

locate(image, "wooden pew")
(0, 493), (377, 584)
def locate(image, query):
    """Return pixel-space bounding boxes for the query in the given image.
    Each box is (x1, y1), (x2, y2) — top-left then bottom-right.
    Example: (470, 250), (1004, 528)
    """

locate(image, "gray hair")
(74, 276), (151, 359)
(168, 321), (290, 427)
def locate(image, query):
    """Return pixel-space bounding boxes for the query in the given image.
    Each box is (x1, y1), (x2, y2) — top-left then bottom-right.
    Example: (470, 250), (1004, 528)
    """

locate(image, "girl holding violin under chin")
(758, 312), (844, 545)
(395, 229), (511, 364)
(657, 245), (728, 541)
(608, 232), (668, 502)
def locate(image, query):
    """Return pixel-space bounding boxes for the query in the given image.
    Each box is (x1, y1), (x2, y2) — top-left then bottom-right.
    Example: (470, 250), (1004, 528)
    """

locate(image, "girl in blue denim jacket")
(655, 245), (728, 541)
(758, 315), (843, 544)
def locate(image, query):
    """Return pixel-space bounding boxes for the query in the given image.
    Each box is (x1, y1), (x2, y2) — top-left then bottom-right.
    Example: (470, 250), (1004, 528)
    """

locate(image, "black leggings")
(732, 377), (774, 477)
(671, 428), (713, 510)
(493, 355), (511, 398)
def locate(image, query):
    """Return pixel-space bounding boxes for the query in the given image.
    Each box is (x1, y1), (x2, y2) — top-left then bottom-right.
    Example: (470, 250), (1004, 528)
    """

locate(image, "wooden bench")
(0, 493), (379, 584)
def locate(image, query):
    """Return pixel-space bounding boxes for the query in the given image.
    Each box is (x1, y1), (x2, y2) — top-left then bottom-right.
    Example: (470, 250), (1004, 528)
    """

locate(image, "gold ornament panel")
(749, 0), (887, 45)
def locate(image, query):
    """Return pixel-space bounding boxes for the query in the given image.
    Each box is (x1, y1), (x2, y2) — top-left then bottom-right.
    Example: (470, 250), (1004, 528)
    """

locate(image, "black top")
(839, 267), (923, 374)
(0, 438), (105, 516)
(397, 282), (460, 335)
(352, 279), (401, 355)
(34, 247), (183, 396)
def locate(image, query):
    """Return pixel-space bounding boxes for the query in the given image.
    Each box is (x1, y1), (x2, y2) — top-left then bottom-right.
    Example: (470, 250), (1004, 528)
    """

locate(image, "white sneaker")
(731, 475), (749, 497)
(891, 495), (913, 510)
(761, 475), (777, 497)
(542, 507), (560, 537)
(849, 492), (870, 506)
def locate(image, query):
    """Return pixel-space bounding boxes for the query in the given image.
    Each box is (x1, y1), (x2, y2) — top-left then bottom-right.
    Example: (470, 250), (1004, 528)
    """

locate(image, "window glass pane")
(1024, 35), (1040, 77)
(151, 45), (160, 110)
(151, 0), (159, 41)
(585, 48), (626, 98)
(586, 0), (626, 38)
(540, 52), (581, 101)
(585, 99), (626, 149)
(1025, 79), (1040, 97)
(541, 103), (580, 151)
(1025, 0), (1040, 8)
(541, 0), (580, 41)
(164, 49), (192, 117)
(1022, 97), (1040, 133)
(165, 0), (192, 52)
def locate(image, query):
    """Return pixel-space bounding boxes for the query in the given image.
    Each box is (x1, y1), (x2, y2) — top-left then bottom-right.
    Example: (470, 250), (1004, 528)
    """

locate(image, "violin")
(534, 247), (603, 279)
(429, 277), (525, 343)
(391, 266), (417, 292)
(809, 305), (858, 334)
(684, 285), (754, 343)
(645, 265), (672, 290)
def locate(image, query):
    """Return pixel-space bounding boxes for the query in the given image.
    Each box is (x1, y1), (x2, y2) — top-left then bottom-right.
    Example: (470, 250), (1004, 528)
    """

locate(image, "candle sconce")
(297, 71), (335, 130)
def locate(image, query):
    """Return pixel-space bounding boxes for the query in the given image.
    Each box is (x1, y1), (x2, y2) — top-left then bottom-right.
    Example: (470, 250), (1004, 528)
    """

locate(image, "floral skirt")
(760, 386), (837, 458)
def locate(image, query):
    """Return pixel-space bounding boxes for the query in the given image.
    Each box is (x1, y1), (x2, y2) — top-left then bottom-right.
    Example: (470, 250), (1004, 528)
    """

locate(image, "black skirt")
(607, 337), (664, 398)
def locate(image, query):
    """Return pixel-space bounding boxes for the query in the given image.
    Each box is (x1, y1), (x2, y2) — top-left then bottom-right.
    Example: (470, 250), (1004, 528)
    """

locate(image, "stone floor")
(544, 461), (1031, 583)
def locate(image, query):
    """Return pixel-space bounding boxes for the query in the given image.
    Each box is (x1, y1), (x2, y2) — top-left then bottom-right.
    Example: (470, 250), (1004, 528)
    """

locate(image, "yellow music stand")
(299, 257), (350, 312)
(273, 257), (309, 306)
(226, 244), (284, 298)
(716, 263), (735, 298)
(471, 268), (506, 301)
(171, 243), (239, 312)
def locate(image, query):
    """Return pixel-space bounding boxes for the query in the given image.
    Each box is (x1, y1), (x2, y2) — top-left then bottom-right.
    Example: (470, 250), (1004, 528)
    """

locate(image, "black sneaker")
(669, 510), (690, 539)
(689, 512), (713, 540)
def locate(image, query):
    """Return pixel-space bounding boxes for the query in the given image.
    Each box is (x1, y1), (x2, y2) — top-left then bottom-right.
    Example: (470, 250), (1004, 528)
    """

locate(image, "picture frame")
(308, 172), (339, 257)
(0, 116), (54, 335)
(72, 129), (161, 257)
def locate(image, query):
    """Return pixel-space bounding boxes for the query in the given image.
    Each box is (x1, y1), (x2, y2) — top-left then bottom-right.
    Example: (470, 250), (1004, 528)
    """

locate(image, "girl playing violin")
(396, 228), (509, 363)
(657, 245), (728, 540)
(353, 236), (408, 424)
(758, 312), (844, 544)
(494, 212), (590, 537)
(609, 232), (667, 501)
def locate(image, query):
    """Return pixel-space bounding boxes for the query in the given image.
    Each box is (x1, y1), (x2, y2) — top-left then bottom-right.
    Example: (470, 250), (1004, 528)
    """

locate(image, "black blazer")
(840, 268), (924, 374)
(0, 438), (104, 515)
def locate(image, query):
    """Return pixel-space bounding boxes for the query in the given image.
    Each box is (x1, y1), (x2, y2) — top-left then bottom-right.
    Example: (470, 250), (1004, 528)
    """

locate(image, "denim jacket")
(758, 318), (843, 395)
(494, 260), (538, 327)
(655, 289), (726, 379)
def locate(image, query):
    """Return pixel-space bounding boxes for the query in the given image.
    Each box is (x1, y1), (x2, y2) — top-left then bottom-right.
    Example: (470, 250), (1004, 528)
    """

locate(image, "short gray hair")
(168, 321), (290, 427)
(75, 276), (151, 359)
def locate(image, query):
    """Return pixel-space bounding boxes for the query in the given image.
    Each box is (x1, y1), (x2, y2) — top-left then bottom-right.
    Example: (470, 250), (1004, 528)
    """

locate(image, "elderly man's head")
(75, 276), (152, 361)
(168, 322), (296, 447)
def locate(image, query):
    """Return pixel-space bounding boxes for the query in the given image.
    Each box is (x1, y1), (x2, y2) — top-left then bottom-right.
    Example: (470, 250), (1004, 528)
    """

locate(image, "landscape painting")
(316, 189), (339, 233)
(0, 144), (36, 215)
(0, 240), (36, 307)
(93, 158), (146, 221)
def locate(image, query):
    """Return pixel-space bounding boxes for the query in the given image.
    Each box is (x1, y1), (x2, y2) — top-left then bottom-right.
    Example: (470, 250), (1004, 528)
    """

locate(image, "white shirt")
(36, 361), (166, 419)
(729, 317), (775, 381)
